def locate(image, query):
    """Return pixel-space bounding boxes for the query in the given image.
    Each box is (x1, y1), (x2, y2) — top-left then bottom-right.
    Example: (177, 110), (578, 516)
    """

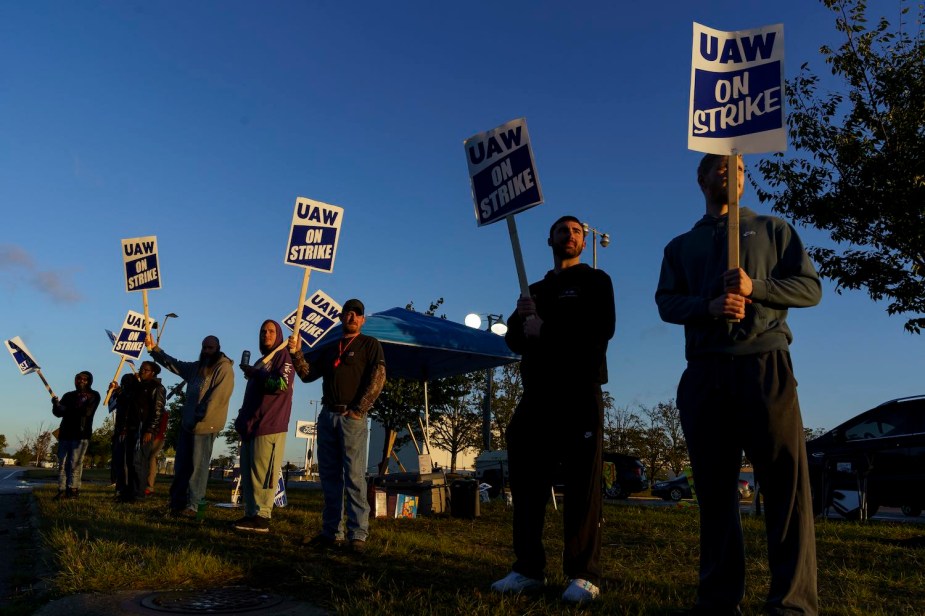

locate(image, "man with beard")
(491, 215), (615, 605)
(109, 361), (166, 503)
(288, 299), (385, 553)
(655, 154), (820, 615)
(51, 371), (101, 499)
(146, 334), (235, 517)
(232, 320), (295, 533)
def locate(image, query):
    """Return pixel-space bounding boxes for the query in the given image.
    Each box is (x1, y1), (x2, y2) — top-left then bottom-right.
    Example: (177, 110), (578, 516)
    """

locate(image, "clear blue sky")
(2, 1), (921, 463)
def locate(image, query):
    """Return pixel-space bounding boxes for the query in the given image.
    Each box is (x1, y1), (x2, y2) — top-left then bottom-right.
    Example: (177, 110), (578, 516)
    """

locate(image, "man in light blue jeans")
(290, 299), (386, 553)
(147, 334), (235, 517)
(52, 371), (101, 499)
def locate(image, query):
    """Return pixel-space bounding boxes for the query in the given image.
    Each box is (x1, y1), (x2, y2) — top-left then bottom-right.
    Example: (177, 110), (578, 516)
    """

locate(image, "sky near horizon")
(2, 1), (922, 464)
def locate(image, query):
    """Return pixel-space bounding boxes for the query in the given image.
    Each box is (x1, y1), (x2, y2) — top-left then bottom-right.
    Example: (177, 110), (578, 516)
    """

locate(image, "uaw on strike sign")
(283, 290), (342, 349)
(689, 22), (785, 155)
(465, 118), (543, 227)
(122, 236), (161, 291)
(112, 310), (147, 360)
(285, 197), (343, 272)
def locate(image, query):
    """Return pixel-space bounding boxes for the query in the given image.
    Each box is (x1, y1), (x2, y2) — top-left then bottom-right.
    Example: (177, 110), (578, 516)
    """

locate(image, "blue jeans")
(170, 430), (217, 512)
(239, 432), (285, 519)
(57, 439), (89, 491)
(317, 407), (370, 541)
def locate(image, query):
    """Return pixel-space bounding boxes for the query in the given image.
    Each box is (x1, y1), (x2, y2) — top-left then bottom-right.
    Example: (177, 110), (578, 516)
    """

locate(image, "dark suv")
(806, 395), (925, 518)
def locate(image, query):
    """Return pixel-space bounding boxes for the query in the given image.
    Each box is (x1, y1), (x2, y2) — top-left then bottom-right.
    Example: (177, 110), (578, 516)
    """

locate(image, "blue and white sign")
(282, 290), (342, 349)
(689, 22), (786, 154)
(465, 117), (543, 227)
(112, 310), (147, 360)
(5, 336), (39, 375)
(284, 197), (343, 272)
(121, 235), (162, 292)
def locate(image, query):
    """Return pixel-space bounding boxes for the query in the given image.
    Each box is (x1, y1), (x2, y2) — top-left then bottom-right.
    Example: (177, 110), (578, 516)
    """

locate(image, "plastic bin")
(450, 478), (480, 518)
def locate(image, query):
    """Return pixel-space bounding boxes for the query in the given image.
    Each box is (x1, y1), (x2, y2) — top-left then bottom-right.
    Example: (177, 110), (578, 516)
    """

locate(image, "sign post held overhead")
(464, 117), (543, 299)
(121, 235), (162, 336)
(688, 22), (786, 320)
(5, 336), (56, 398)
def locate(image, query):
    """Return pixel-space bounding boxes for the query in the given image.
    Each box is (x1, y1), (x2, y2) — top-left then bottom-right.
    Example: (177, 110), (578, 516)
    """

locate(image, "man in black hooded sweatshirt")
(51, 371), (100, 499)
(492, 215), (615, 605)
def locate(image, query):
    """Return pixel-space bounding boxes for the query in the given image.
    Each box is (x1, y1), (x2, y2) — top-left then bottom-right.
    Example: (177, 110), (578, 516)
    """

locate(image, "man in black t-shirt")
(289, 298), (386, 553)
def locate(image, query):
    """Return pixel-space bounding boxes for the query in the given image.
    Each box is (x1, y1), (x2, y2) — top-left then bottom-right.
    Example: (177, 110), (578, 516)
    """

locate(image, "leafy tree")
(428, 371), (482, 471)
(603, 402), (644, 456)
(636, 425), (671, 484)
(163, 390), (186, 451)
(18, 424), (54, 466)
(220, 421), (242, 459)
(756, 0), (925, 332)
(87, 414), (115, 469)
(0, 434), (7, 456)
(489, 362), (522, 448)
(644, 400), (687, 478)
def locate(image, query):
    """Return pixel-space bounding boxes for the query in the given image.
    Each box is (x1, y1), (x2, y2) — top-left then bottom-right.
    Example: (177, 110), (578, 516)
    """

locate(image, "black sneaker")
(234, 516), (270, 533)
(302, 533), (344, 549)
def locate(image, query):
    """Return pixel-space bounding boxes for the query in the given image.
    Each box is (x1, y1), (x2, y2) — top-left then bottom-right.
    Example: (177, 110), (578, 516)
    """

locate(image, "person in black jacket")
(491, 215), (615, 605)
(51, 371), (101, 499)
(110, 362), (166, 503)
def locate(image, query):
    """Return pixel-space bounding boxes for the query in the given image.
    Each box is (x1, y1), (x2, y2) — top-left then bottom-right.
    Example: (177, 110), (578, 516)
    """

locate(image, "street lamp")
(581, 223), (610, 269)
(155, 312), (179, 345)
(465, 313), (507, 450)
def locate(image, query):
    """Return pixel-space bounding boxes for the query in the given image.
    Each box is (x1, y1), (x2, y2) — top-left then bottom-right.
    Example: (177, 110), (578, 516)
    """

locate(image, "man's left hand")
(523, 316), (543, 338)
(346, 410), (364, 421)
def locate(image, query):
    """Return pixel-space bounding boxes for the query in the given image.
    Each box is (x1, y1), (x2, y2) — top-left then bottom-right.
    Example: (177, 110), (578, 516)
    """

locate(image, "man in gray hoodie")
(656, 153), (822, 616)
(146, 334), (234, 517)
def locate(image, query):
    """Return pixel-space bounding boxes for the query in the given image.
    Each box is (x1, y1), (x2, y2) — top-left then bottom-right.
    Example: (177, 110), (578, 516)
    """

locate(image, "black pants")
(114, 432), (140, 501)
(678, 350), (817, 615)
(506, 384), (604, 585)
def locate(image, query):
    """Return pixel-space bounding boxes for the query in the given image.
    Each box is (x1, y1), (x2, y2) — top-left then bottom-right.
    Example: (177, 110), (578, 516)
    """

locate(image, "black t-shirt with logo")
(315, 333), (385, 409)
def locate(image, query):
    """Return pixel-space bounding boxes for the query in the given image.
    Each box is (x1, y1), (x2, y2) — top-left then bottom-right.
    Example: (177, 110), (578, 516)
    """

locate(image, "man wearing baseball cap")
(289, 298), (386, 553)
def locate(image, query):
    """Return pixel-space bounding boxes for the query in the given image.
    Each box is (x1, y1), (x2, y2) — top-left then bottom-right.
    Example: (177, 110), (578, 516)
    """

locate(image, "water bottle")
(196, 498), (207, 521)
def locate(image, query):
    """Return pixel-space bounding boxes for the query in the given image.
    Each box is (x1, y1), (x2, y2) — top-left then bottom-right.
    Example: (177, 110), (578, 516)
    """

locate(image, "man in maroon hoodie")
(232, 320), (295, 533)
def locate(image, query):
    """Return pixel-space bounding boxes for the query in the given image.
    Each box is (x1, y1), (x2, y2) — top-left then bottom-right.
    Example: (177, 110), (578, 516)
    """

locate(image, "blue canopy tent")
(303, 306), (520, 454)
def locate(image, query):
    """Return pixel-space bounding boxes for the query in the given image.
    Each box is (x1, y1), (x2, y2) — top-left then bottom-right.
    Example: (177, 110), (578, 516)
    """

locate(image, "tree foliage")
(428, 371), (482, 471)
(87, 413), (115, 469)
(755, 0), (925, 332)
(0, 433), (7, 456)
(490, 362), (522, 448)
(163, 390), (186, 452)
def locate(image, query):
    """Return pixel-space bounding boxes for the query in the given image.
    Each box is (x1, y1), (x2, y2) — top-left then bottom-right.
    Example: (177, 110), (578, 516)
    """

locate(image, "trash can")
(450, 478), (480, 519)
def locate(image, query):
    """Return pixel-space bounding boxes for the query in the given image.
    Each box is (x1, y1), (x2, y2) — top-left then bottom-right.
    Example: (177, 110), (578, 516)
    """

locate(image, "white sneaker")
(562, 578), (600, 604)
(490, 571), (545, 594)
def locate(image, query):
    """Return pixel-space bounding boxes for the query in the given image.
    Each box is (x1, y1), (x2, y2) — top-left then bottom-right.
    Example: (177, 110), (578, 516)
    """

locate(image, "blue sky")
(2, 1), (921, 463)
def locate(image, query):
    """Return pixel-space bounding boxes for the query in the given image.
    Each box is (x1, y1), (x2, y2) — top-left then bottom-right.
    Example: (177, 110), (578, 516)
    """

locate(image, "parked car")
(651, 475), (752, 502)
(806, 395), (925, 519)
(473, 450), (648, 499)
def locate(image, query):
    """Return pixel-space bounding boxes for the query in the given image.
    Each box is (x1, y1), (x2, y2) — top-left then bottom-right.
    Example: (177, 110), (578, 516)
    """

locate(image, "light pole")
(464, 313), (508, 451)
(581, 223), (610, 269)
(155, 312), (179, 345)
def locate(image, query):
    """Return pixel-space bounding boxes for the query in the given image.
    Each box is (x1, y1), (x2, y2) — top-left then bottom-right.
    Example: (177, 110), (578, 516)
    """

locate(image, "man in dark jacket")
(51, 371), (101, 499)
(146, 334), (234, 517)
(289, 298), (386, 552)
(655, 154), (821, 615)
(233, 320), (294, 533)
(110, 361), (166, 503)
(492, 215), (615, 605)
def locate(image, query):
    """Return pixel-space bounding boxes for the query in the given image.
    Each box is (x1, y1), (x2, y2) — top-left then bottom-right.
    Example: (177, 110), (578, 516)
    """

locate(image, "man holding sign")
(493, 216), (615, 605)
(289, 299), (385, 553)
(655, 154), (820, 615)
(147, 334), (234, 517)
(51, 371), (101, 499)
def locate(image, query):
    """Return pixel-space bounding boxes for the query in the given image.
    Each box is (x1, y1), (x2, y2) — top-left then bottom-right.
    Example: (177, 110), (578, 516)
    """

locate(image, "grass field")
(6, 470), (925, 615)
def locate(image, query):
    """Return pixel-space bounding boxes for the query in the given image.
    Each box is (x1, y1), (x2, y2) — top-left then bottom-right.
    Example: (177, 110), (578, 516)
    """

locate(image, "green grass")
(10, 473), (925, 615)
